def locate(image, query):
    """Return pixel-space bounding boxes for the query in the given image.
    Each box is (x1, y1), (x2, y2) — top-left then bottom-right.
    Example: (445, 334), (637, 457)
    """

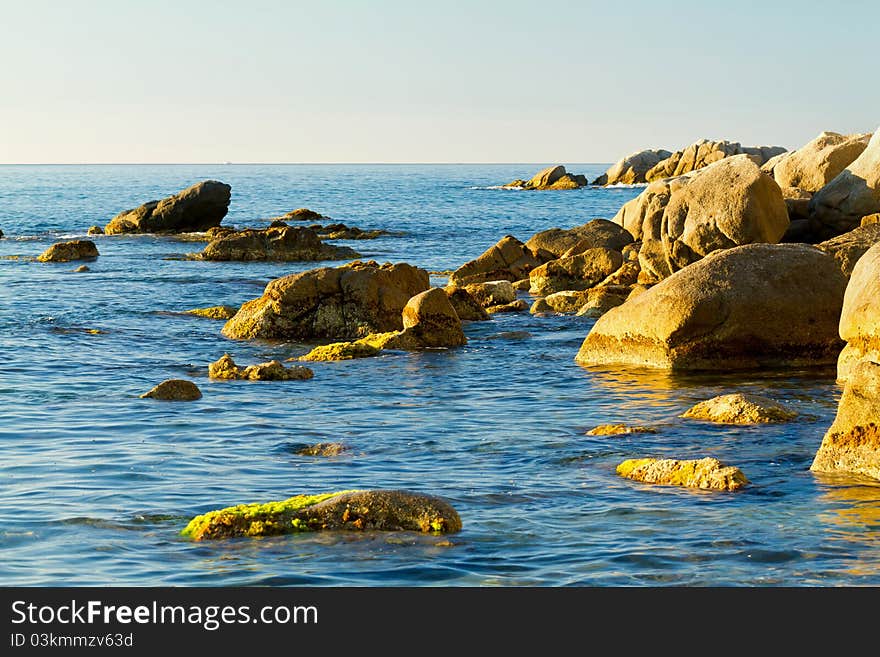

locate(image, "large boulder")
(836, 243), (880, 382)
(593, 149), (673, 186)
(809, 128), (880, 237)
(37, 240), (98, 262)
(399, 288), (467, 347)
(645, 139), (786, 181)
(181, 489), (462, 540)
(505, 165), (587, 190)
(528, 248), (623, 295)
(817, 224), (880, 277)
(525, 219), (633, 258)
(810, 360), (880, 481)
(575, 243), (847, 370)
(773, 131), (870, 193)
(449, 235), (542, 286)
(635, 155), (789, 282)
(222, 261), (430, 340)
(200, 226), (359, 261)
(105, 181), (231, 234)
(612, 175), (694, 241)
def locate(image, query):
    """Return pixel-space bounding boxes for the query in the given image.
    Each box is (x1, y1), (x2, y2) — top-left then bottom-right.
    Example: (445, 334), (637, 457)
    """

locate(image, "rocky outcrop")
(444, 287), (490, 321)
(462, 280), (516, 307)
(209, 354), (314, 381)
(528, 248), (623, 295)
(817, 224), (880, 277)
(184, 305), (238, 320)
(105, 181), (231, 235)
(811, 360), (880, 480)
(593, 149), (673, 186)
(181, 489), (462, 540)
(636, 155), (789, 282)
(617, 457), (748, 491)
(37, 240), (99, 262)
(222, 261), (430, 340)
(681, 393), (797, 424)
(504, 165), (588, 190)
(449, 235), (543, 286)
(645, 139), (785, 181)
(575, 243), (847, 370)
(525, 219), (633, 258)
(774, 131), (871, 192)
(199, 226), (359, 261)
(809, 128), (880, 237)
(140, 379), (202, 401)
(836, 243), (880, 382)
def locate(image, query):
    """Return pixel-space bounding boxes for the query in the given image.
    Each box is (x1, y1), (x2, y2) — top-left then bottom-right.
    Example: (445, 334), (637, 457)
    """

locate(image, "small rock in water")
(140, 379), (202, 401)
(87, 225), (104, 235)
(37, 240), (99, 262)
(681, 393), (797, 424)
(184, 305), (238, 320)
(295, 442), (348, 457)
(209, 354), (314, 381)
(486, 299), (528, 314)
(586, 424), (657, 436)
(73, 265), (90, 273)
(617, 457), (748, 491)
(298, 341), (381, 362)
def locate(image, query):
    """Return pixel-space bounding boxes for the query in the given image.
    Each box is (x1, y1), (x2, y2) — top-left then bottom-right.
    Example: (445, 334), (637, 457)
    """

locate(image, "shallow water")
(1, 164), (878, 586)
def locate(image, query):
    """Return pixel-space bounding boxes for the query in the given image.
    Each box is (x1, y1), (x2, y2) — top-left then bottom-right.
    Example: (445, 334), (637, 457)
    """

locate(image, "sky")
(1, 0), (878, 163)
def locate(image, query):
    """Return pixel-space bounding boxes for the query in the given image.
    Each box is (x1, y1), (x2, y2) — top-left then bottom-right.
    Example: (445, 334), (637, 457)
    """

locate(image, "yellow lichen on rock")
(298, 341), (381, 362)
(617, 457), (749, 491)
(184, 305), (238, 320)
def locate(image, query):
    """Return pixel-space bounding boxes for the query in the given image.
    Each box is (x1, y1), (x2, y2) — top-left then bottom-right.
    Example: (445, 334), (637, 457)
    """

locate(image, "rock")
(444, 287), (490, 321)
(184, 305), (238, 320)
(836, 243), (880, 382)
(0, 228), (4, 238)
(760, 151), (791, 176)
(530, 290), (589, 314)
(809, 128), (880, 237)
(316, 223), (389, 240)
(613, 175), (692, 241)
(810, 360), (880, 480)
(449, 235), (542, 286)
(862, 213), (880, 226)
(575, 285), (631, 317)
(299, 342), (381, 361)
(209, 354), (314, 381)
(645, 139), (786, 181)
(140, 379), (202, 401)
(73, 265), (90, 273)
(200, 225), (359, 261)
(283, 208), (327, 222)
(486, 299), (528, 314)
(105, 180), (231, 235)
(268, 219), (288, 228)
(512, 278), (531, 291)
(463, 280), (516, 307)
(181, 489), (462, 540)
(400, 288), (467, 348)
(637, 155), (789, 282)
(295, 443), (348, 457)
(817, 224), (880, 277)
(593, 149), (673, 186)
(529, 248), (623, 295)
(626, 284), (650, 300)
(597, 260), (640, 287)
(525, 219), (633, 258)
(37, 240), (99, 262)
(774, 131), (870, 193)
(617, 457), (748, 491)
(575, 243), (847, 370)
(223, 261), (429, 341)
(505, 165), (588, 190)
(87, 225), (104, 235)
(681, 393), (797, 424)
(585, 424), (657, 435)
(621, 242), (641, 261)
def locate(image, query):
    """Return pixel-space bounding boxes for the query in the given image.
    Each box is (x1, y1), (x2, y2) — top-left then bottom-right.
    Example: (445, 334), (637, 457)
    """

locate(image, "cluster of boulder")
(196, 224), (360, 262)
(503, 165), (589, 190)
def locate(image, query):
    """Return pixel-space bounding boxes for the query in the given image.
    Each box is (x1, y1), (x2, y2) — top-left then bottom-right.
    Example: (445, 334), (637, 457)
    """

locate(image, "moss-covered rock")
(617, 457), (748, 491)
(185, 305), (238, 320)
(140, 379), (202, 401)
(299, 341), (381, 361)
(681, 393), (797, 424)
(209, 354), (313, 381)
(181, 489), (462, 540)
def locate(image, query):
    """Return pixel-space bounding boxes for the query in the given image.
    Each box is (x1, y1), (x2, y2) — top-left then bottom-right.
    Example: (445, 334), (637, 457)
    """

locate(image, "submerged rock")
(184, 305), (238, 320)
(73, 265), (90, 273)
(449, 235), (543, 286)
(200, 225), (359, 261)
(295, 443), (348, 457)
(617, 457), (748, 491)
(593, 149), (673, 186)
(836, 243), (880, 381)
(575, 243), (847, 370)
(209, 354), (314, 381)
(37, 240), (99, 262)
(504, 165), (588, 190)
(140, 379), (202, 401)
(681, 393), (797, 424)
(586, 424), (657, 436)
(222, 261), (430, 341)
(105, 180), (231, 235)
(299, 341), (381, 361)
(181, 489), (462, 540)
(811, 360), (880, 481)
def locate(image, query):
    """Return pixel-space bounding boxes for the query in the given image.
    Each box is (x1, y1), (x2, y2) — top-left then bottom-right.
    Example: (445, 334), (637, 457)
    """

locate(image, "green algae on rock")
(617, 457), (748, 491)
(681, 393), (798, 424)
(184, 305), (238, 320)
(181, 490), (462, 541)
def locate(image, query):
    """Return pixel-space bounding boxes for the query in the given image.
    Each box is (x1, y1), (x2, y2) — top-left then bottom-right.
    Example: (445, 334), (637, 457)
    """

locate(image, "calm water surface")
(1, 164), (878, 586)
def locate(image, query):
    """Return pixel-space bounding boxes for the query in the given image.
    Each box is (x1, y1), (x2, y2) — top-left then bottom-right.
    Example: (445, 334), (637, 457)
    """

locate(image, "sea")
(1, 163), (878, 586)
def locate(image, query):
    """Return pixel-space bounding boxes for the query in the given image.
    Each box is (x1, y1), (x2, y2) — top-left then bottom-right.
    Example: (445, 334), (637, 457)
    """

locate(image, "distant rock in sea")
(140, 379), (202, 401)
(503, 165), (588, 190)
(197, 225), (359, 262)
(105, 180), (231, 235)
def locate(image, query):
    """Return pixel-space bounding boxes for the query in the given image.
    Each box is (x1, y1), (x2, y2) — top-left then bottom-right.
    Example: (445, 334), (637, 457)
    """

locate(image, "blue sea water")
(1, 164), (878, 586)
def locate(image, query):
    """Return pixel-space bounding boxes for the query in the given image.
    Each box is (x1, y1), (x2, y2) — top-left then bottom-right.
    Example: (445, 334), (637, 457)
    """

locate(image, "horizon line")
(0, 161), (613, 167)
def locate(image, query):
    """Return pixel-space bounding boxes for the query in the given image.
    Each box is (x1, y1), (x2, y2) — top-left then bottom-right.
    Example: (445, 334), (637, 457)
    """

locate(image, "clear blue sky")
(1, 0), (877, 163)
